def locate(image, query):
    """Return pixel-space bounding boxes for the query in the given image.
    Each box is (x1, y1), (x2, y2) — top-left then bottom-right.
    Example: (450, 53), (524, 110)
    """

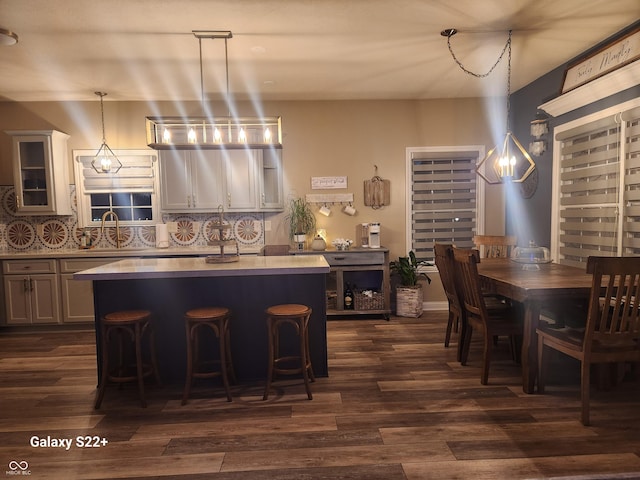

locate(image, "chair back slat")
(434, 244), (460, 312)
(586, 256), (640, 352)
(452, 247), (486, 325)
(473, 235), (517, 259)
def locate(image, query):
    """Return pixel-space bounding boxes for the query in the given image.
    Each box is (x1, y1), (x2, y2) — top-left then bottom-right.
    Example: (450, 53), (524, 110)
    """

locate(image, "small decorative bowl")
(332, 238), (353, 251)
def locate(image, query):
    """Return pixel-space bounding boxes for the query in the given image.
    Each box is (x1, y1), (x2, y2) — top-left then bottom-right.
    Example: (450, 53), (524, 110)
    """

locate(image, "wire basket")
(354, 290), (384, 310)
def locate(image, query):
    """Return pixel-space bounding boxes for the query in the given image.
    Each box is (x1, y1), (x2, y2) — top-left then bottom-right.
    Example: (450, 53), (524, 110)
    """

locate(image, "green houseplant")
(285, 197), (316, 247)
(390, 251), (431, 317)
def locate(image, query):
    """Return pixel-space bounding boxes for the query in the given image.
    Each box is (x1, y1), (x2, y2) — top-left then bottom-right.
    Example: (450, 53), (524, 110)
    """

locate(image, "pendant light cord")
(198, 37), (204, 107)
(96, 91), (107, 143)
(506, 30), (512, 132)
(197, 34), (232, 117)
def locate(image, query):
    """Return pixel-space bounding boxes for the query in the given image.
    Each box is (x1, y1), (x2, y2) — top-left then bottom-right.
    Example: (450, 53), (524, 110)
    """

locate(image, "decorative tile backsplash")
(0, 185), (266, 253)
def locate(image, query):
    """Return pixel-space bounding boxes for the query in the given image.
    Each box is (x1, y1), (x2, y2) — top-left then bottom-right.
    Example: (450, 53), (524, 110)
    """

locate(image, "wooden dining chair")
(473, 235), (517, 259)
(537, 256), (640, 426)
(452, 247), (523, 385)
(434, 244), (463, 357)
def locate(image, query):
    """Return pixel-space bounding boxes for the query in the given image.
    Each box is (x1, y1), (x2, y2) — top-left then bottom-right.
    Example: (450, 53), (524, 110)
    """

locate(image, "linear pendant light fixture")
(441, 28), (535, 184)
(146, 30), (282, 150)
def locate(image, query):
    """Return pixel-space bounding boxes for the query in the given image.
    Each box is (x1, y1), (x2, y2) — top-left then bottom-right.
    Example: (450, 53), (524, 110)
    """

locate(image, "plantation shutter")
(411, 150), (478, 263)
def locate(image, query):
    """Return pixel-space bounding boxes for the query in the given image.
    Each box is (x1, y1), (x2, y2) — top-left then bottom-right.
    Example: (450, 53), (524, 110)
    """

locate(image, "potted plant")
(390, 251), (431, 317)
(285, 197), (316, 248)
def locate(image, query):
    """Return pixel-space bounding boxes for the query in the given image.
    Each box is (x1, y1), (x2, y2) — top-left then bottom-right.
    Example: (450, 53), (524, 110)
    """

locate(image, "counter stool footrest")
(182, 307), (234, 405)
(263, 304), (314, 401)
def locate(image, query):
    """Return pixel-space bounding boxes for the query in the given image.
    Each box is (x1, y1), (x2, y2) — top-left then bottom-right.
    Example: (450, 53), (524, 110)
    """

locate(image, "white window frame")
(405, 145), (486, 270)
(73, 149), (160, 228)
(551, 97), (640, 265)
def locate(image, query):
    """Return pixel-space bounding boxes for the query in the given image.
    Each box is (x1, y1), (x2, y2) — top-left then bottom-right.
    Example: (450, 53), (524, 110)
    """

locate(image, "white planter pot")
(293, 234), (307, 250)
(396, 285), (423, 318)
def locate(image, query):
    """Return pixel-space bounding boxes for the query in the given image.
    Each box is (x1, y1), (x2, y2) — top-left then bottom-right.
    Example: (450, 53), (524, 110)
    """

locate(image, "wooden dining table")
(477, 258), (593, 394)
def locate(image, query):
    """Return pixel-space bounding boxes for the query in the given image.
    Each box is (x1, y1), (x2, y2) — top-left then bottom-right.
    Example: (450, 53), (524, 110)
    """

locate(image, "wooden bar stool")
(94, 310), (161, 409)
(263, 304), (314, 400)
(182, 307), (235, 404)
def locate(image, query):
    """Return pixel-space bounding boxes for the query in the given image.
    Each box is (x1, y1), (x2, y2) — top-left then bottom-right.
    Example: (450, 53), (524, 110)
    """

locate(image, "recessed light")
(0, 28), (18, 46)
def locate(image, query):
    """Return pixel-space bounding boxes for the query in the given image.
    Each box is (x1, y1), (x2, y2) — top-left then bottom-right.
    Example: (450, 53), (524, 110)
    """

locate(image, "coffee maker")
(368, 222), (381, 248)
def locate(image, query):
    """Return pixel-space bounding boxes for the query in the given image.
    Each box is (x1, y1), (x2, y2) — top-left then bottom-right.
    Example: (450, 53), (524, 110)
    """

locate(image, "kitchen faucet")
(101, 211), (121, 248)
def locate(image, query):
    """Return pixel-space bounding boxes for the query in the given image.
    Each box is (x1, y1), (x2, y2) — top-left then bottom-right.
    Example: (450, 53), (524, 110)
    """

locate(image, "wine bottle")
(344, 283), (354, 310)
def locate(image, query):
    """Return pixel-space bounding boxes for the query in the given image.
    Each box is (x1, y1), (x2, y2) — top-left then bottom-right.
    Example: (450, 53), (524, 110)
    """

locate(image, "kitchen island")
(74, 255), (330, 384)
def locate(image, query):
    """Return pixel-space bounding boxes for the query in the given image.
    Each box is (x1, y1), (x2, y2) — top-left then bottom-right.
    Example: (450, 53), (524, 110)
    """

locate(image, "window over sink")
(73, 149), (160, 227)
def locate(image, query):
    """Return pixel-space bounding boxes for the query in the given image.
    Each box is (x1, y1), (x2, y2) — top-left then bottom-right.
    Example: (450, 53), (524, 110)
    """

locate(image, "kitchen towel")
(156, 223), (169, 248)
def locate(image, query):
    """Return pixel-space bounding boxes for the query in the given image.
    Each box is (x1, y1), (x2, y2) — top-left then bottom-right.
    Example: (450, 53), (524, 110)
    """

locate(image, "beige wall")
(0, 97), (507, 303)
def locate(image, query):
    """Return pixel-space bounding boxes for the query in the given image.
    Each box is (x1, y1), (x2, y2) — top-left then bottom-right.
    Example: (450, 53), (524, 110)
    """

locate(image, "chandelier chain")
(446, 30), (511, 78)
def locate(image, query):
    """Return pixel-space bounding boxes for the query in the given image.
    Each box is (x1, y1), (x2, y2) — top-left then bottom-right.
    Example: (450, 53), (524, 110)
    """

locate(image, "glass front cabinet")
(7, 130), (72, 215)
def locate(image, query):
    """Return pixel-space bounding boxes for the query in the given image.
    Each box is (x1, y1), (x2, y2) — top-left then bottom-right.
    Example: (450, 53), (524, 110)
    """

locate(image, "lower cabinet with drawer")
(3, 259), (60, 325)
(293, 248), (390, 318)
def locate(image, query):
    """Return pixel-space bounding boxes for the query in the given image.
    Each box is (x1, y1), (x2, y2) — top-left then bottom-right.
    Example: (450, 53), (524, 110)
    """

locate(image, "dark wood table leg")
(521, 301), (540, 394)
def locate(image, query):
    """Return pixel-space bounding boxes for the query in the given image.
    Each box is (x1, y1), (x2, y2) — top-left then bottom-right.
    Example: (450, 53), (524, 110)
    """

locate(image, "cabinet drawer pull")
(334, 256), (346, 261)
(23, 279), (29, 293)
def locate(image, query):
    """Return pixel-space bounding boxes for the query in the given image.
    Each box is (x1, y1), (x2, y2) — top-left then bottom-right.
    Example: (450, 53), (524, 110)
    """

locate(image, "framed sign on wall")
(561, 25), (639, 94)
(311, 176), (347, 189)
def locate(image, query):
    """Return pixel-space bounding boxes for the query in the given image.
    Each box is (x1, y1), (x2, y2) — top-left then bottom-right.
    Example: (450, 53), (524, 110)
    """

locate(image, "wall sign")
(311, 176), (347, 189)
(562, 25), (640, 94)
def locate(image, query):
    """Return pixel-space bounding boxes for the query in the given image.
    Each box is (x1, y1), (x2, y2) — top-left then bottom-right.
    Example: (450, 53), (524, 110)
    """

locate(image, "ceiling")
(0, 0), (637, 103)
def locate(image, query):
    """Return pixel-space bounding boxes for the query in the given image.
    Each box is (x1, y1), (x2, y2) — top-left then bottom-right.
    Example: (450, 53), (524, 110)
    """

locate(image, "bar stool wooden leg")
(94, 310), (158, 409)
(298, 316), (313, 400)
(263, 304), (314, 401)
(182, 307), (234, 405)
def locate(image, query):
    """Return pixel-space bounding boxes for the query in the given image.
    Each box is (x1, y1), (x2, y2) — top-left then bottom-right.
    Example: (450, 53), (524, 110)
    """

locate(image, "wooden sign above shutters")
(364, 166), (390, 209)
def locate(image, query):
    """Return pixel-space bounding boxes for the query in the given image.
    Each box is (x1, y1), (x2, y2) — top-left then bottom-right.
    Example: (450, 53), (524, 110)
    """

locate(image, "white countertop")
(73, 255), (331, 280)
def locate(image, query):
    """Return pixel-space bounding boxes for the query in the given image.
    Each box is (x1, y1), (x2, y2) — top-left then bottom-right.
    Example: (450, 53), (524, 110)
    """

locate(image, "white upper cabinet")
(223, 149), (258, 210)
(7, 130), (72, 215)
(259, 149), (284, 211)
(159, 148), (283, 213)
(159, 149), (226, 212)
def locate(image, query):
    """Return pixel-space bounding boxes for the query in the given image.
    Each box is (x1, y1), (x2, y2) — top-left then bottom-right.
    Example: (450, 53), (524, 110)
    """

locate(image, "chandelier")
(92, 92), (122, 174)
(442, 28), (535, 184)
(146, 30), (282, 150)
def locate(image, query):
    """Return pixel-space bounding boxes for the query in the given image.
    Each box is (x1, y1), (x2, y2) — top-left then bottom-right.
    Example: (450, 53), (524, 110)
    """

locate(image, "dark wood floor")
(1, 312), (640, 480)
